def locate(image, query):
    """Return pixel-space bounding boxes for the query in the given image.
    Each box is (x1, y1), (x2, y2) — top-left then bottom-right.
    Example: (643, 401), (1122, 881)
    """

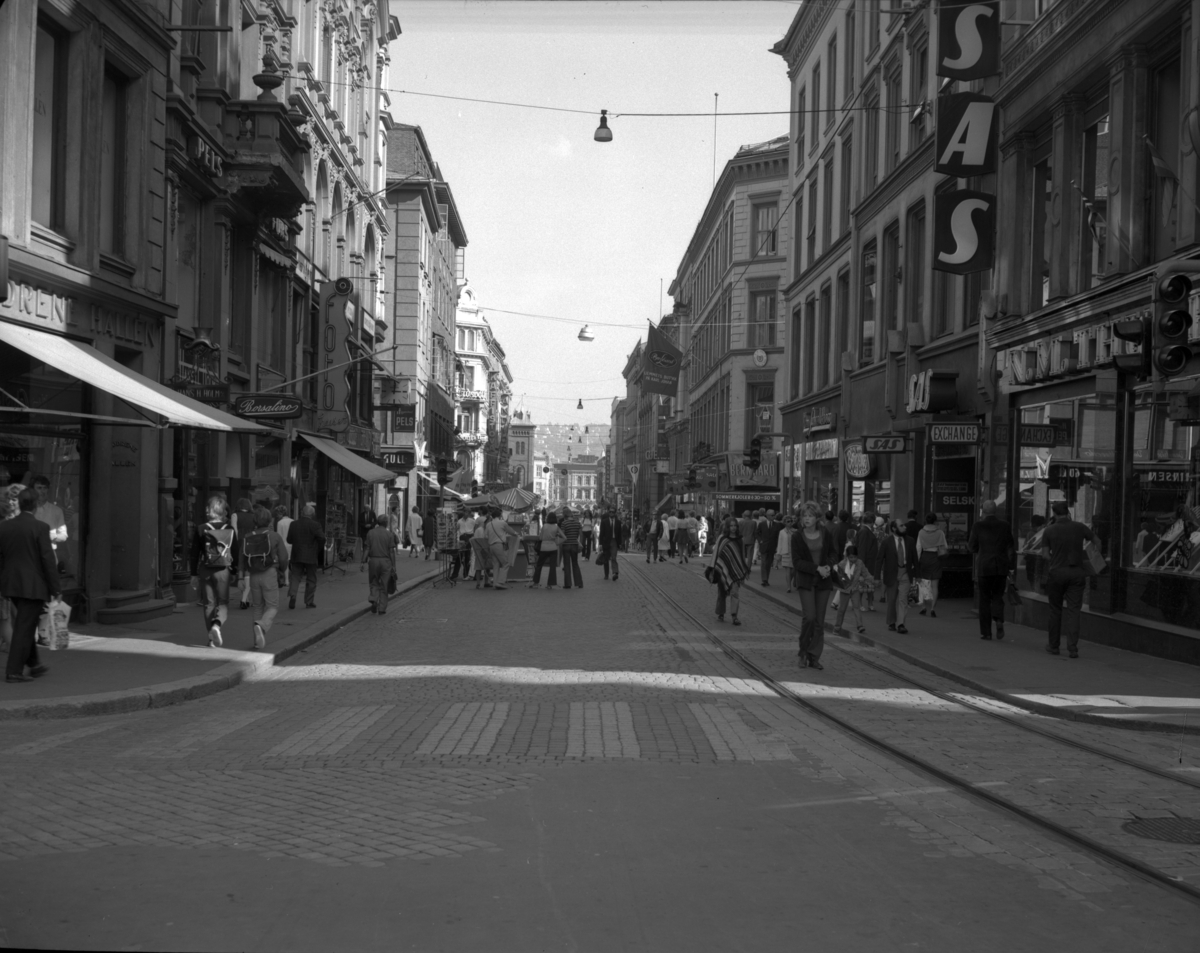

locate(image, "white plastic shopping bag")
(40, 597), (71, 650)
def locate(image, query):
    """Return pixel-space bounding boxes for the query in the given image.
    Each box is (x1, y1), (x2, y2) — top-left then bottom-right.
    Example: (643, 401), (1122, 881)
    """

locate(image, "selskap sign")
(233, 393), (304, 419)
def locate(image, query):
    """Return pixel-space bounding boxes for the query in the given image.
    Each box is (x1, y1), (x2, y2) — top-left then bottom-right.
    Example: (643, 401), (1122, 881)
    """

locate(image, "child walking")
(833, 542), (875, 635)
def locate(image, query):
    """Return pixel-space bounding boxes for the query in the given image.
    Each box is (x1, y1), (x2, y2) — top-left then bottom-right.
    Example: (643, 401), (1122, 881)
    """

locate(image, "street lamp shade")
(577, 398), (584, 410)
(593, 110), (613, 143)
(577, 324), (595, 342)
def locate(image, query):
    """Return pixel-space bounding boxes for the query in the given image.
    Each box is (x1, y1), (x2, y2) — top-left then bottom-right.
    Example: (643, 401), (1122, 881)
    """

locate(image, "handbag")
(703, 565), (716, 584)
(387, 567), (398, 595)
(595, 552), (606, 565)
(1083, 539), (1107, 576)
(1004, 578), (1023, 607)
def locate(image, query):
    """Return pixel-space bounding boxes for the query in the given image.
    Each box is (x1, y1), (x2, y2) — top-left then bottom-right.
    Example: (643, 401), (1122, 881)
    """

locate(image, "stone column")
(1106, 46), (1149, 276)
(1050, 95), (1086, 300)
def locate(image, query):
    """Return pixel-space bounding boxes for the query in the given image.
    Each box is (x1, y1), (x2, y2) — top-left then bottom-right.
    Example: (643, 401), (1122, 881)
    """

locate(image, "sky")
(386, 0), (798, 427)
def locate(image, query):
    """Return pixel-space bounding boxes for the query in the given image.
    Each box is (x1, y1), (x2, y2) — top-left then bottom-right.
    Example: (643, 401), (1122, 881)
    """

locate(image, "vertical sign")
(936, 1), (1001, 80)
(934, 190), (995, 275)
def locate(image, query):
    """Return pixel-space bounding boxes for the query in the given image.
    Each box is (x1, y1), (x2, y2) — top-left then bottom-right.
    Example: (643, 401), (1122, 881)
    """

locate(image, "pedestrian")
(967, 499), (1015, 641)
(273, 504), (294, 590)
(450, 507), (475, 581)
(833, 542), (875, 635)
(239, 504), (289, 649)
(738, 510), (756, 562)
(686, 511), (700, 557)
(189, 495), (236, 647)
(1040, 500), (1094, 658)
(529, 511), (565, 589)
(757, 510), (783, 586)
(406, 506), (424, 558)
(698, 514), (709, 555)
(1, 486), (59, 683)
(470, 511), (494, 588)
(904, 509), (921, 542)
(830, 509), (852, 558)
(485, 507), (518, 590)
(286, 503), (325, 610)
(666, 510), (679, 559)
(598, 508), (621, 580)
(778, 514), (797, 592)
(876, 519), (916, 634)
(708, 516), (748, 625)
(915, 513), (949, 617)
(792, 501), (838, 670)
(365, 513), (398, 614)
(674, 510), (690, 564)
(31, 474), (67, 572)
(423, 508), (437, 561)
(854, 513), (881, 612)
(358, 502), (376, 561)
(0, 483), (26, 654)
(559, 506), (583, 589)
(580, 510), (595, 560)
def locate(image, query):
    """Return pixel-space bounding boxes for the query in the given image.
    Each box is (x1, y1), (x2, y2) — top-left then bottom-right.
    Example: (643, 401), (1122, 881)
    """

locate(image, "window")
(99, 69), (127, 256)
(906, 204), (925, 330)
(909, 43), (929, 148)
(860, 242), (877, 364)
(807, 176), (818, 264)
(32, 19), (67, 230)
(802, 297), (816, 394)
(749, 290), (777, 348)
(1150, 58), (1181, 261)
(840, 136), (853, 231)
(796, 87), (806, 166)
(747, 382), (775, 438)
(965, 270), (984, 328)
(817, 283), (832, 390)
(836, 269), (850, 366)
(753, 203), (778, 256)
(884, 61), (902, 174)
(1080, 112), (1110, 288)
(822, 157), (835, 249)
(932, 267), (953, 337)
(864, 84), (880, 189)
(827, 36), (838, 120)
(789, 306), (803, 399)
(793, 193), (805, 276)
(810, 64), (821, 149)
(1031, 157), (1053, 309)
(882, 222), (900, 332)
(844, 4), (856, 95)
(867, 1), (880, 53)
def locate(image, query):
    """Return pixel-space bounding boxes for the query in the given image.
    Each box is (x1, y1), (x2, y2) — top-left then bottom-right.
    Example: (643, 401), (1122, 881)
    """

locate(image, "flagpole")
(1069, 179), (1140, 270)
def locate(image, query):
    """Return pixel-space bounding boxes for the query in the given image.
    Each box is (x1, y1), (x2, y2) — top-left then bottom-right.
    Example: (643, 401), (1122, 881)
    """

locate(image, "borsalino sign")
(232, 393), (304, 419)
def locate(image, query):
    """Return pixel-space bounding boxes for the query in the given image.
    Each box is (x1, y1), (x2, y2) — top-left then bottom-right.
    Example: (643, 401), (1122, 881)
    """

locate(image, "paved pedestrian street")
(1, 568), (1197, 952)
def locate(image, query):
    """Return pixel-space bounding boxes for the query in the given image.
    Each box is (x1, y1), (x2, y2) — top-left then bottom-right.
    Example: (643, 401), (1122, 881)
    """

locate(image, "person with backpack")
(189, 496), (236, 647)
(239, 505), (289, 649)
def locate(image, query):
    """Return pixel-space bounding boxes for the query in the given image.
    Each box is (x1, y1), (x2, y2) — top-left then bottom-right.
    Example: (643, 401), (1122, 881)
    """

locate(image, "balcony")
(222, 99), (309, 218)
(455, 429), (487, 448)
(455, 386), (487, 403)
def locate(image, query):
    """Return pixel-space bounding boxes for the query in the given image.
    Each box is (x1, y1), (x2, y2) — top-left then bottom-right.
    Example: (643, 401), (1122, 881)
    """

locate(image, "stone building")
(454, 282), (512, 487)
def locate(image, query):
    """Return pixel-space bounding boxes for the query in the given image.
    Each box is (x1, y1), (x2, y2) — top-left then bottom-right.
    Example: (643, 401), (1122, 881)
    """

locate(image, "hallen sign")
(233, 393), (304, 419)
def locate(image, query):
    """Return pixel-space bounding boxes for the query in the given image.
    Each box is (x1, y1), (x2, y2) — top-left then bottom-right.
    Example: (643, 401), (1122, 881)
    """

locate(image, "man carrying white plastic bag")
(0, 486), (61, 682)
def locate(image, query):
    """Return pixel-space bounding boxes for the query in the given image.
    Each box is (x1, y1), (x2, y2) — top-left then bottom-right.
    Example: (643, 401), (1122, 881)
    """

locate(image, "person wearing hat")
(1040, 500), (1094, 658)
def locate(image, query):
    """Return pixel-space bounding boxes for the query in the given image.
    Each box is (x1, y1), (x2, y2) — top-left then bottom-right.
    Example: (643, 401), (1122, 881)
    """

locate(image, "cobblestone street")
(1, 567), (1197, 951)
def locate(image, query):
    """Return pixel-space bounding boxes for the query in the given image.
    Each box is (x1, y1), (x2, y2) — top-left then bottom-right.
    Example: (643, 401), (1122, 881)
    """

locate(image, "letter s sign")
(937, 1), (1001, 81)
(933, 190), (995, 276)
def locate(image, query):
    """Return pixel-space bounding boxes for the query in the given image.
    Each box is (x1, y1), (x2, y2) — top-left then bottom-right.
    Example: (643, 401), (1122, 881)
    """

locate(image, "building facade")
(454, 283), (512, 488)
(507, 410), (535, 490)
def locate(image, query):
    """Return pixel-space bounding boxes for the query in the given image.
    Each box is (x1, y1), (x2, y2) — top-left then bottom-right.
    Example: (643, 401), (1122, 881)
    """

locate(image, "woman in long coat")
(709, 516), (749, 625)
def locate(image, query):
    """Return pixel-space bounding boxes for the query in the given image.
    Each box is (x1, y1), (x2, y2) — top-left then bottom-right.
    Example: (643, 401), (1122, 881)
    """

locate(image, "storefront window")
(1124, 383), (1200, 629)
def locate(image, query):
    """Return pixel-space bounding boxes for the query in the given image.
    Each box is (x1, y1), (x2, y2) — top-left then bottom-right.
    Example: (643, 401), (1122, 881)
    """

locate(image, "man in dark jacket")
(598, 509), (620, 580)
(855, 513), (881, 611)
(904, 509), (921, 542)
(876, 520), (916, 633)
(831, 509), (853, 557)
(365, 514), (398, 615)
(1, 487), (60, 682)
(757, 512), (784, 586)
(286, 503), (326, 609)
(1040, 500), (1095, 658)
(967, 500), (1015, 641)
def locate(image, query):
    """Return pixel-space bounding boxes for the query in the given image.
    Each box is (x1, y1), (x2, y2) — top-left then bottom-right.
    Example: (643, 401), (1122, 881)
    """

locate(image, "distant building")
(508, 410), (536, 490)
(454, 283), (513, 487)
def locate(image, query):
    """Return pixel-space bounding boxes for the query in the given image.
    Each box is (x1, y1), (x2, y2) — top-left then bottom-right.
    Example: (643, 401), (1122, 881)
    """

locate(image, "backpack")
(243, 531), (275, 573)
(200, 521), (235, 568)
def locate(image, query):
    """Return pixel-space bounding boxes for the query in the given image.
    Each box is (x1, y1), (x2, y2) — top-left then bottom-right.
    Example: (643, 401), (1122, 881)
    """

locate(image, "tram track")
(623, 555), (1200, 907)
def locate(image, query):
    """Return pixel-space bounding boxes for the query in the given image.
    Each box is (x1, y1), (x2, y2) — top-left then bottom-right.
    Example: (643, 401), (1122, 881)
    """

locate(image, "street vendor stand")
(460, 487), (539, 582)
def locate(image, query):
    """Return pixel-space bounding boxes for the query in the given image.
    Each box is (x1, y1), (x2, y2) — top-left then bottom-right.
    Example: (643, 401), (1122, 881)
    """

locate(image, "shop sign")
(936, 0), (1000, 80)
(864, 434), (906, 454)
(992, 422), (1074, 446)
(844, 442), (874, 479)
(317, 409), (350, 433)
(935, 94), (998, 177)
(905, 370), (959, 414)
(2, 281), (161, 349)
(803, 405), (834, 432)
(1139, 468), (1188, 487)
(233, 393), (303, 419)
(394, 403), (417, 432)
(933, 190), (995, 275)
(382, 449), (414, 471)
(176, 383), (229, 404)
(803, 438), (839, 461)
(928, 423), (980, 444)
(730, 456), (778, 486)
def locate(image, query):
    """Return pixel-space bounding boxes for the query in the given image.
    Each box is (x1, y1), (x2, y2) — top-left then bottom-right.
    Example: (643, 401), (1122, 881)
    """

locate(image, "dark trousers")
(368, 557), (392, 612)
(450, 546), (471, 580)
(561, 543), (583, 588)
(715, 579), (739, 617)
(198, 567), (229, 633)
(1045, 568), (1085, 652)
(5, 597), (44, 677)
(646, 538), (659, 562)
(978, 574), (1007, 636)
(760, 551), (775, 584)
(532, 551), (559, 586)
(582, 535), (593, 559)
(288, 561), (318, 606)
(798, 587), (832, 661)
(602, 541), (619, 578)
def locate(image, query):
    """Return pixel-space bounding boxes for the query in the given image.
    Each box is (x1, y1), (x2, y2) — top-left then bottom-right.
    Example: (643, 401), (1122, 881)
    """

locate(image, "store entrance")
(928, 453), (977, 597)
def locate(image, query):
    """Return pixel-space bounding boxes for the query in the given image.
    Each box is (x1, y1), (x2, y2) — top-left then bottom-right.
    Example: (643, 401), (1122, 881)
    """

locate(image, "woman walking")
(529, 511), (565, 588)
(791, 500), (838, 670)
(778, 514), (797, 592)
(239, 505), (289, 649)
(580, 510), (594, 560)
(471, 511), (493, 588)
(916, 513), (949, 617)
(833, 542), (875, 635)
(708, 516), (748, 625)
(189, 495), (236, 648)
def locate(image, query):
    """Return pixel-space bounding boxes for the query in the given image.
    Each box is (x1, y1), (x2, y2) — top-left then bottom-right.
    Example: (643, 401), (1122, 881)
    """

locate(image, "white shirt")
(35, 501), (67, 545)
(276, 516), (294, 559)
(667, 516), (679, 532)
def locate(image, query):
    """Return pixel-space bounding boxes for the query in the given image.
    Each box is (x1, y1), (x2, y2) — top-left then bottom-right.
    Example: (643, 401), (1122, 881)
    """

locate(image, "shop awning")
(299, 432), (396, 483)
(417, 470), (468, 500)
(0, 321), (269, 432)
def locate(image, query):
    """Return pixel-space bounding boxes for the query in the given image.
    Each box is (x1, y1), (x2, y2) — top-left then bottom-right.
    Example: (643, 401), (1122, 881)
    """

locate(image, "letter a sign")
(935, 93), (998, 177)
(933, 190), (995, 275)
(937, 1), (1000, 80)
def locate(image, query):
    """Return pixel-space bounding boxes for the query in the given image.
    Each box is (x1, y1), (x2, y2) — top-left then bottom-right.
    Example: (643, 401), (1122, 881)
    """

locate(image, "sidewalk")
(678, 561), (1200, 733)
(0, 556), (442, 720)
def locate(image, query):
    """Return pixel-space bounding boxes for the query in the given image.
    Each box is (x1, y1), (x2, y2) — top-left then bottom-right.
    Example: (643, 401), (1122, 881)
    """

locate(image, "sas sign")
(935, 93), (998, 177)
(905, 370), (959, 415)
(934, 190), (995, 275)
(936, 2), (1001, 81)
(863, 435), (906, 454)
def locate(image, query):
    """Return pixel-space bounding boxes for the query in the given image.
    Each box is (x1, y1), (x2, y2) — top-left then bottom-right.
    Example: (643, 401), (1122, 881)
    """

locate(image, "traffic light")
(745, 436), (762, 471)
(1112, 318), (1151, 378)
(1152, 263), (1198, 379)
(436, 459), (449, 485)
(471, 479), (480, 496)
(687, 467), (698, 487)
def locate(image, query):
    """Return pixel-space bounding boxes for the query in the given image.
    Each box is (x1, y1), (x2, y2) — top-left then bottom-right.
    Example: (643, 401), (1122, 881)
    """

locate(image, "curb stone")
(0, 568), (441, 721)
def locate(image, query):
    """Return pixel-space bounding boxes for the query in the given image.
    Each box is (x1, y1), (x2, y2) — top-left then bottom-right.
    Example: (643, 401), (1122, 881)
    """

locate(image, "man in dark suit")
(904, 509), (921, 542)
(875, 520), (916, 633)
(1, 487), (60, 682)
(286, 503), (326, 609)
(757, 512), (784, 586)
(855, 514), (881, 612)
(598, 509), (620, 580)
(968, 500), (1016, 641)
